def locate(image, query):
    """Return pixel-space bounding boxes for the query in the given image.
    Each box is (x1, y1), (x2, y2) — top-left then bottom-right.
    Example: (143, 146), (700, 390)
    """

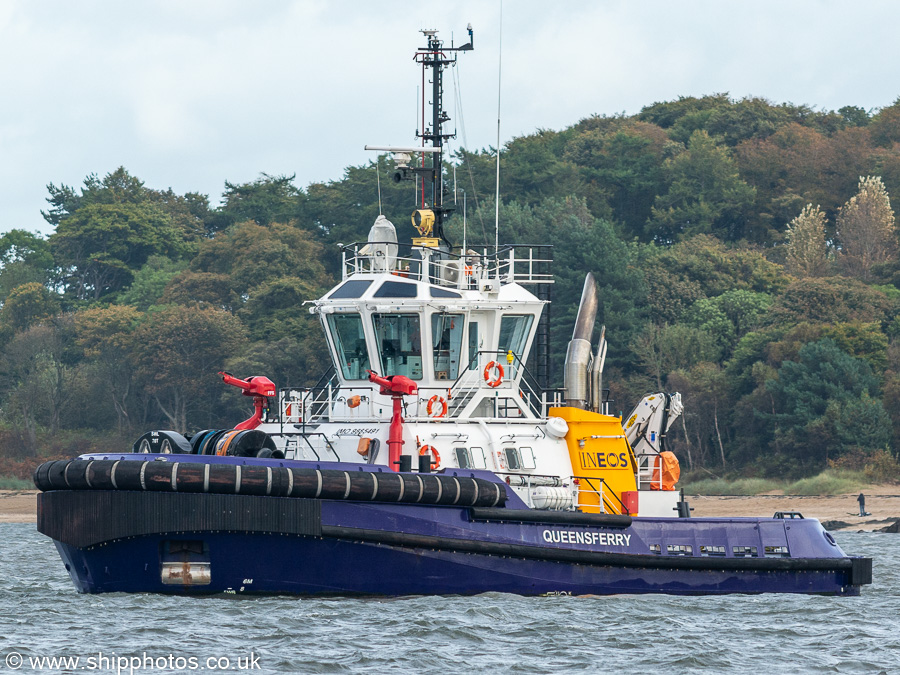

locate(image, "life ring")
(426, 395), (448, 418)
(484, 361), (504, 387)
(419, 445), (441, 470)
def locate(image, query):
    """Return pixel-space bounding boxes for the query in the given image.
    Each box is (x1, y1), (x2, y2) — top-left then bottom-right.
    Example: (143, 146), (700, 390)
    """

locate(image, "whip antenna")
(494, 0), (503, 252)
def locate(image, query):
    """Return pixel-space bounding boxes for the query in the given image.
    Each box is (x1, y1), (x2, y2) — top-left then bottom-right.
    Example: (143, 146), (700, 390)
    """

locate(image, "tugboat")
(34, 27), (872, 596)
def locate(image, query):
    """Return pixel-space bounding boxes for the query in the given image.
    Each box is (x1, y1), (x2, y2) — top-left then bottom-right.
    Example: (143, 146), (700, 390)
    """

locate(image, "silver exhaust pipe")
(590, 325), (607, 413)
(564, 273), (598, 408)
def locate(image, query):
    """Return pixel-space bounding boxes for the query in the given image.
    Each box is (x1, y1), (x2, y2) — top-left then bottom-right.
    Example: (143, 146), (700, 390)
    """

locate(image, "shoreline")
(3, 490), (898, 531)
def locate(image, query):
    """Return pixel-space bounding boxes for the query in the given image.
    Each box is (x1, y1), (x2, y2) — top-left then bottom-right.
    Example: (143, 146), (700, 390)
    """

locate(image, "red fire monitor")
(218, 371), (276, 430)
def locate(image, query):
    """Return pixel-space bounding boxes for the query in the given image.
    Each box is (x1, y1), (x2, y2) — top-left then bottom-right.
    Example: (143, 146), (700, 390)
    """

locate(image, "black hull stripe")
(320, 525), (866, 576)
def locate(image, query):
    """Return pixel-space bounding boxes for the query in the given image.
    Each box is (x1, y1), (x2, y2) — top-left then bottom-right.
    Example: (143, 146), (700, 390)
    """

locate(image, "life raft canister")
(426, 395), (448, 418)
(419, 445), (440, 471)
(484, 361), (504, 387)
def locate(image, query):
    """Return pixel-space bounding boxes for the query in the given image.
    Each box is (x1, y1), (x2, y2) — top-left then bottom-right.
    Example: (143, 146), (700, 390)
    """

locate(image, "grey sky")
(1, 0), (898, 236)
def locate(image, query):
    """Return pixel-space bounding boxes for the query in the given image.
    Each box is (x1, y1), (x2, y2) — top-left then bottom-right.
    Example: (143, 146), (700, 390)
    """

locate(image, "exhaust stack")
(590, 325), (607, 413)
(564, 273), (599, 408)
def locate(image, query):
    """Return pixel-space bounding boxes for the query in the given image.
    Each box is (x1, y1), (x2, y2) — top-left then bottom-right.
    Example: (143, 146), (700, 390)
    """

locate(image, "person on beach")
(857, 492), (866, 517)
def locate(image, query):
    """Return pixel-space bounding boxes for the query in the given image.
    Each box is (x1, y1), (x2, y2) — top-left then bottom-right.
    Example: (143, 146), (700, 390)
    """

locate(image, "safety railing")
(340, 242), (553, 289)
(574, 475), (632, 515)
(635, 451), (664, 491)
(276, 352), (565, 424)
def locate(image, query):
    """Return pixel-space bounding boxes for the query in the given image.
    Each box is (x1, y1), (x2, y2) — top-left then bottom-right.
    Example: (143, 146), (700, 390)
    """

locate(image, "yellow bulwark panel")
(549, 407), (638, 514)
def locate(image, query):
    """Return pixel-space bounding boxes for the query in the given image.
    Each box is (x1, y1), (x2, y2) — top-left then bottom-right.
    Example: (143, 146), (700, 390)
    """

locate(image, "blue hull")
(54, 530), (861, 597)
(34, 455), (870, 597)
(39, 490), (868, 597)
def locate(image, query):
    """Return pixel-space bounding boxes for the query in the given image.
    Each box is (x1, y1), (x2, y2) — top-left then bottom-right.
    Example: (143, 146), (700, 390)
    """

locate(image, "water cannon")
(367, 370), (417, 470)
(367, 370), (417, 397)
(218, 371), (277, 430)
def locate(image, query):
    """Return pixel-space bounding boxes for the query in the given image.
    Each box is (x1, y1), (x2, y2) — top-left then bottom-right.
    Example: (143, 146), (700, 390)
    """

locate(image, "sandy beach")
(689, 489), (900, 531)
(0, 490), (40, 524)
(4, 488), (899, 530)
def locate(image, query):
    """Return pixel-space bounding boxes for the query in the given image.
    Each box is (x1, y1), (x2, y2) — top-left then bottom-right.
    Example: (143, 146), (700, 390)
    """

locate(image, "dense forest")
(5, 92), (900, 481)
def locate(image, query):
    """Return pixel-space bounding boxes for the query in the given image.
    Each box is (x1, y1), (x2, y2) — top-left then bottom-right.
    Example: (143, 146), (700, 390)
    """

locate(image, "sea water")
(0, 524), (897, 674)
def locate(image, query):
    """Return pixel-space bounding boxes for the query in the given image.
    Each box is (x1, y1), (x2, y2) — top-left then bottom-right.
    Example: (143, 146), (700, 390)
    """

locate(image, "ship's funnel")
(564, 273), (599, 408)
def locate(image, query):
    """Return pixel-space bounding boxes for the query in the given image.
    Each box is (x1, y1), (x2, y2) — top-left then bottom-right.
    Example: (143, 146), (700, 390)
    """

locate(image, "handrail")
(340, 241), (553, 288)
(296, 431), (340, 462)
(575, 475), (632, 516)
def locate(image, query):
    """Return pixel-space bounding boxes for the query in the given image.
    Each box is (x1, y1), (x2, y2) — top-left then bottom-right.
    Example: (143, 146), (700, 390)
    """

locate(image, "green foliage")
(640, 235), (787, 324)
(783, 471), (867, 496)
(135, 305), (246, 431)
(117, 256), (188, 311)
(683, 290), (772, 355)
(217, 174), (304, 232)
(563, 121), (669, 236)
(0, 282), (60, 340)
(763, 339), (891, 469)
(767, 276), (896, 326)
(0, 476), (32, 489)
(650, 130), (757, 242)
(50, 201), (190, 300)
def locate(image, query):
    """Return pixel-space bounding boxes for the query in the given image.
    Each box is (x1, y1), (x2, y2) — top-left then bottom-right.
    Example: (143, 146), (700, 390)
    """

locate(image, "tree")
(683, 289), (772, 356)
(785, 204), (829, 277)
(0, 319), (84, 451)
(633, 323), (719, 389)
(217, 174), (304, 232)
(836, 176), (897, 281)
(764, 339), (891, 469)
(134, 305), (246, 431)
(767, 276), (896, 326)
(0, 282), (60, 340)
(117, 255), (188, 311)
(0, 230), (55, 302)
(650, 131), (757, 242)
(563, 121), (669, 234)
(75, 305), (144, 433)
(50, 201), (189, 299)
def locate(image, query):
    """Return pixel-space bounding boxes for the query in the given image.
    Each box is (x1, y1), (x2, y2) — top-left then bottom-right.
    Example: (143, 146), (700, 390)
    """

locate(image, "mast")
(411, 27), (473, 247)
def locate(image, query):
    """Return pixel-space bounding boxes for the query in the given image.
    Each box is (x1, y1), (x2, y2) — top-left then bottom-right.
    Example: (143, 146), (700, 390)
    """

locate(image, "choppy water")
(0, 524), (897, 674)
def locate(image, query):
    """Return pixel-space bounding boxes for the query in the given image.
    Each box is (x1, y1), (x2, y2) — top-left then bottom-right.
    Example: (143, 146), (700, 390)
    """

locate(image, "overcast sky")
(1, 0), (899, 236)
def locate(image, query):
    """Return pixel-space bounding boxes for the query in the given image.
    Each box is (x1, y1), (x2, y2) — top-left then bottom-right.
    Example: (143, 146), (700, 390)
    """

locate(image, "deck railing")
(340, 242), (553, 289)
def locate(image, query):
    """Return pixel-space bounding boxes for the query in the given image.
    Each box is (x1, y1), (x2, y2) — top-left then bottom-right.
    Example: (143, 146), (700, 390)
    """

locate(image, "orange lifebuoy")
(426, 395), (448, 418)
(419, 445), (440, 470)
(484, 361), (504, 387)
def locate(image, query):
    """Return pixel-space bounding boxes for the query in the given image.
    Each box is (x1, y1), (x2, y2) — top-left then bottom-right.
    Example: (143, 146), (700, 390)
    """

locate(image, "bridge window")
(327, 313), (370, 380)
(498, 315), (534, 363)
(430, 287), (461, 298)
(329, 279), (373, 299)
(372, 313), (423, 380)
(374, 281), (418, 298)
(432, 313), (464, 380)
